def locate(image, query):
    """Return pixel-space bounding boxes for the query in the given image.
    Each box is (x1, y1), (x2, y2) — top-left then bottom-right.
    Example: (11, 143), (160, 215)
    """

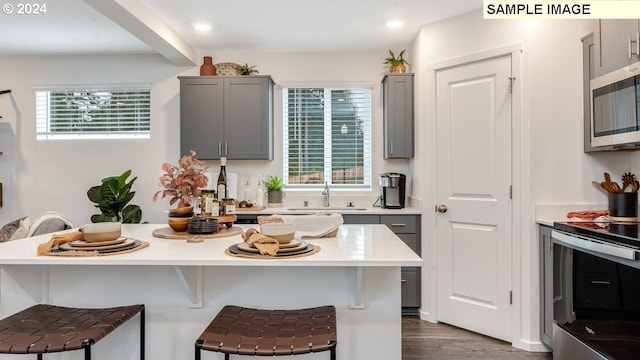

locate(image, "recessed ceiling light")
(193, 22), (212, 32)
(386, 20), (404, 29)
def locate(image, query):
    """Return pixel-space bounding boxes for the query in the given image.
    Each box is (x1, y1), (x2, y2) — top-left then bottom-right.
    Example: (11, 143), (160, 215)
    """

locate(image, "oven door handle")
(551, 230), (638, 260)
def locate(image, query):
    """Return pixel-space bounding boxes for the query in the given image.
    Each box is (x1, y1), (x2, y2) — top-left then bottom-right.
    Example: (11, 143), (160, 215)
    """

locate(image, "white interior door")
(435, 54), (513, 342)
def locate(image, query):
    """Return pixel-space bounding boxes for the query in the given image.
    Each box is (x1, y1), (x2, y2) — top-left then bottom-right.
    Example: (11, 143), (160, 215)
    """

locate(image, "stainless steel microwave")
(591, 62), (640, 147)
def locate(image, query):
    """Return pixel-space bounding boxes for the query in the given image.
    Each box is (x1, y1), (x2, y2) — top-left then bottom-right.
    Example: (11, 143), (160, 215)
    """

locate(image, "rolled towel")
(37, 231), (84, 256)
(241, 228), (279, 256)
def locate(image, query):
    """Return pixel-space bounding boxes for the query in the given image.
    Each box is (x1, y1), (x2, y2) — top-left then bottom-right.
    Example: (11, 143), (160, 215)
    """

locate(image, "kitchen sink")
(285, 207), (368, 211)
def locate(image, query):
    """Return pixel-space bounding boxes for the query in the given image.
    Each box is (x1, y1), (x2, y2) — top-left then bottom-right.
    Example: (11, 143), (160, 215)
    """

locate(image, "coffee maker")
(379, 172), (406, 209)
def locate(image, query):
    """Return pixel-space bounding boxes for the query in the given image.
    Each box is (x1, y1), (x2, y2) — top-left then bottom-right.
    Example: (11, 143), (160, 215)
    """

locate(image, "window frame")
(34, 84), (151, 140)
(282, 84), (373, 192)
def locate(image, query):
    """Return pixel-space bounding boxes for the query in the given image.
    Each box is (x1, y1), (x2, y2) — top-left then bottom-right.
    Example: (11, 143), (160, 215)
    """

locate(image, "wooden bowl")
(168, 216), (191, 232)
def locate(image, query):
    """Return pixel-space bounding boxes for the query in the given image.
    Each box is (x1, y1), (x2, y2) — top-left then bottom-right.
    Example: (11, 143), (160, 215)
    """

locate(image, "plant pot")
(267, 191), (283, 208)
(390, 63), (406, 73)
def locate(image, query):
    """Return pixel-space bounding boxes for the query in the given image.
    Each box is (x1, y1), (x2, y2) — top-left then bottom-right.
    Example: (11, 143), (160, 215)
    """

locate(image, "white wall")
(410, 11), (634, 351)
(0, 51), (412, 226)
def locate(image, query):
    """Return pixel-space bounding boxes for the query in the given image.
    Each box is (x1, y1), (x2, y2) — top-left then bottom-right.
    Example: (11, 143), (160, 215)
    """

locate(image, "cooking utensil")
(603, 172), (623, 193)
(634, 180), (640, 193)
(592, 180), (607, 192)
(622, 172), (636, 192)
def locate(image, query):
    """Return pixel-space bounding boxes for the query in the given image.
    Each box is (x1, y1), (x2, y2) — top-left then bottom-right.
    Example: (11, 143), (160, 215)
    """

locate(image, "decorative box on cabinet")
(382, 74), (414, 159)
(179, 76), (273, 160)
(593, 19), (640, 78)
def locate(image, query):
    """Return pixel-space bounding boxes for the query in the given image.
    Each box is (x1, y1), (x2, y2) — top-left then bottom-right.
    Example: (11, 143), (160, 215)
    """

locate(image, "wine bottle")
(217, 157), (228, 202)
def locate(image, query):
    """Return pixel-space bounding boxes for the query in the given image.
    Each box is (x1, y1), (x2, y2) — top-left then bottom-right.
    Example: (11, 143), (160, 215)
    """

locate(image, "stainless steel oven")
(551, 222), (640, 360)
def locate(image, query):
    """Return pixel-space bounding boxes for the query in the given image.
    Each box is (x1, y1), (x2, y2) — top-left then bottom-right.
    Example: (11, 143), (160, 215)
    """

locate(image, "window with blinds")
(35, 86), (151, 140)
(283, 87), (372, 189)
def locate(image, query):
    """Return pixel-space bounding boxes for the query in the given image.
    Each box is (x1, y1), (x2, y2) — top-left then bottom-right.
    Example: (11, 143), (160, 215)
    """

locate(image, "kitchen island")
(0, 224), (422, 360)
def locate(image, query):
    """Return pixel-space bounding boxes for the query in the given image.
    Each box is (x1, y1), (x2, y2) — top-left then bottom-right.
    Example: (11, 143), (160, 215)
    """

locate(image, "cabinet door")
(342, 214), (380, 224)
(180, 78), (224, 159)
(594, 19), (640, 78)
(401, 268), (421, 309)
(383, 74), (414, 159)
(224, 77), (273, 160)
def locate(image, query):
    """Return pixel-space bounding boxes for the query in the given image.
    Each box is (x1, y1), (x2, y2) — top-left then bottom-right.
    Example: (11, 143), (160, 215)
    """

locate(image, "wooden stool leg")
(37, 354), (43, 360)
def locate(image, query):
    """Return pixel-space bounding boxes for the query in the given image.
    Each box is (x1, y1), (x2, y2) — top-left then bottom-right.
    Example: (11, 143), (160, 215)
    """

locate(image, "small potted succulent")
(153, 150), (208, 212)
(235, 63), (259, 75)
(263, 175), (284, 208)
(383, 49), (410, 73)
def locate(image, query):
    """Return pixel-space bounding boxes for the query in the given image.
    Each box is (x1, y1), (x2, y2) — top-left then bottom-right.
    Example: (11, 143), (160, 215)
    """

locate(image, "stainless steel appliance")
(591, 61), (640, 148)
(551, 221), (640, 360)
(379, 172), (406, 209)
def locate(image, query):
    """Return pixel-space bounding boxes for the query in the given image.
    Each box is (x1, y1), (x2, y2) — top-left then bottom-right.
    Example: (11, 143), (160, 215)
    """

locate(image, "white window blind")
(283, 87), (372, 189)
(35, 86), (151, 140)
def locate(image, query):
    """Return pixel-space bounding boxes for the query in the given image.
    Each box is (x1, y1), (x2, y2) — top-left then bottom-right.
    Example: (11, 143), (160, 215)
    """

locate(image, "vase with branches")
(153, 150), (209, 209)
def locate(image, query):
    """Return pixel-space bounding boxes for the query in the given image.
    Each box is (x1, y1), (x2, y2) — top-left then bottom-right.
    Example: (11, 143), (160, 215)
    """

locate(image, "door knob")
(435, 204), (448, 213)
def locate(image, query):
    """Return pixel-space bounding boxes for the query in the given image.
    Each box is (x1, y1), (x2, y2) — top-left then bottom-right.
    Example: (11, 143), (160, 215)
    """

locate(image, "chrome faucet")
(322, 181), (330, 207)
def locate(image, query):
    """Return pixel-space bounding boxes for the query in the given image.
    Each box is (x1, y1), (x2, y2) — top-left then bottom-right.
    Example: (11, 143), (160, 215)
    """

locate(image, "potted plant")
(235, 63), (259, 75)
(263, 175), (284, 208)
(87, 169), (142, 223)
(383, 49), (410, 73)
(153, 150), (208, 211)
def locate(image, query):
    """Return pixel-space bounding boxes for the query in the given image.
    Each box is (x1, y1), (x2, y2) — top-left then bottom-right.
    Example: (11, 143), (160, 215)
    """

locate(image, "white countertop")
(235, 206), (422, 215)
(535, 203), (608, 226)
(0, 224), (423, 267)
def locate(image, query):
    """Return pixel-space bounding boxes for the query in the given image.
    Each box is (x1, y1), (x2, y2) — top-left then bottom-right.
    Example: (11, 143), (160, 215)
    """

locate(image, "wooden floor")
(402, 316), (553, 360)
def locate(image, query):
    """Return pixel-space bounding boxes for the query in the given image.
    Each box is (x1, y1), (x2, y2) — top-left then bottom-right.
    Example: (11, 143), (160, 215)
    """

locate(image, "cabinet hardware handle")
(225, 142), (228, 156)
(591, 280), (611, 285)
(0, 182), (3, 207)
(400, 279), (407, 283)
(218, 142), (222, 156)
(390, 141), (394, 155)
(630, 33), (640, 58)
(391, 223), (407, 227)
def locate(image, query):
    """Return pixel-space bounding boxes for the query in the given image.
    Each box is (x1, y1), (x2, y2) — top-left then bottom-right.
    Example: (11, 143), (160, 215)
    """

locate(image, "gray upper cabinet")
(179, 76), (274, 160)
(594, 19), (640, 78)
(382, 74), (414, 159)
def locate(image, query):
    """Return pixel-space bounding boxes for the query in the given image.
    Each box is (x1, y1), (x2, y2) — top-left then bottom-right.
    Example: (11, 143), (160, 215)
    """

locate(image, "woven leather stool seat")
(0, 304), (145, 360)
(195, 305), (337, 360)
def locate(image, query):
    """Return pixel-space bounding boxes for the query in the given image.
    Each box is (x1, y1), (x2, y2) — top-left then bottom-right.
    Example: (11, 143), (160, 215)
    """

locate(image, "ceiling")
(0, 0), (482, 63)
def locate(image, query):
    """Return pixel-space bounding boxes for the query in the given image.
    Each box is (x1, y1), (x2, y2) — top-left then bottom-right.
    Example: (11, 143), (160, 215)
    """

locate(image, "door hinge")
(508, 76), (516, 93)
(510, 290), (513, 305)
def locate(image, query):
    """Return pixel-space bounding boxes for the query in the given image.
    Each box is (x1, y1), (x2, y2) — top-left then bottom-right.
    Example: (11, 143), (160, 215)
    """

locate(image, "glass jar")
(200, 190), (218, 217)
(222, 198), (236, 215)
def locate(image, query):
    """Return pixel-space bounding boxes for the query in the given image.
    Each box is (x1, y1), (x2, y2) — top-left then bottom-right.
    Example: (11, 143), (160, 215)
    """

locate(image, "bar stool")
(195, 305), (337, 360)
(0, 304), (145, 359)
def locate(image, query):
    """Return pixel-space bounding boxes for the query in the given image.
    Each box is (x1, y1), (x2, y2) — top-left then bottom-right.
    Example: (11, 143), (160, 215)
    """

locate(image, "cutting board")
(235, 206), (266, 211)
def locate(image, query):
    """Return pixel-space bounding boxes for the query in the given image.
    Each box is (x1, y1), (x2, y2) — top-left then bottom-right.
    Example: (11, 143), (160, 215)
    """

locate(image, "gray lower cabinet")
(594, 19), (640, 78)
(382, 74), (414, 159)
(344, 214), (422, 314)
(179, 76), (273, 160)
(539, 224), (553, 348)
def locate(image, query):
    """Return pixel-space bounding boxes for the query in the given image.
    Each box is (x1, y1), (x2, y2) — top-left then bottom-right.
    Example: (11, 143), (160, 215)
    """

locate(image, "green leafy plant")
(263, 175), (284, 192)
(153, 150), (208, 208)
(87, 169), (142, 223)
(383, 49), (410, 67)
(235, 63), (259, 75)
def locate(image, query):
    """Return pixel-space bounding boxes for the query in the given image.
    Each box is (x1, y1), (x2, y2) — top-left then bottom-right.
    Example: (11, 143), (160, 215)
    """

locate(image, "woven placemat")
(225, 245), (321, 259)
(45, 240), (150, 257)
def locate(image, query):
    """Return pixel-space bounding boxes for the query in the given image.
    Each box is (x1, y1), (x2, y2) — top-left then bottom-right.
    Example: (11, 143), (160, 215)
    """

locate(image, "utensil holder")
(608, 192), (638, 222)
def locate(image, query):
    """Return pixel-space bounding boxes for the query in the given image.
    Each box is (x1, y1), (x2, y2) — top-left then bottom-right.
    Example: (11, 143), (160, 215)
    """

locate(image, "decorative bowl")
(260, 223), (295, 244)
(81, 222), (122, 242)
(168, 216), (191, 232)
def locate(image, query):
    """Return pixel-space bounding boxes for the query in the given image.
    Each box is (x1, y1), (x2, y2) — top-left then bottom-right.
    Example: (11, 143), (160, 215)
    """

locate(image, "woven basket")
(257, 216), (339, 238)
